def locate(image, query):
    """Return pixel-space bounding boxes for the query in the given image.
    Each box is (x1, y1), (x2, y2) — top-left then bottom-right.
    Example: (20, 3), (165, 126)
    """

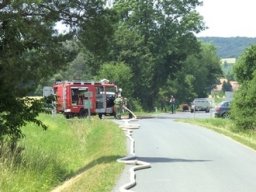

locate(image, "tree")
(193, 43), (222, 96)
(97, 62), (133, 98)
(226, 71), (236, 81)
(0, 0), (116, 149)
(234, 45), (256, 83)
(109, 0), (205, 110)
(231, 45), (256, 130)
(49, 43), (96, 82)
(158, 42), (222, 106)
(231, 74), (256, 130)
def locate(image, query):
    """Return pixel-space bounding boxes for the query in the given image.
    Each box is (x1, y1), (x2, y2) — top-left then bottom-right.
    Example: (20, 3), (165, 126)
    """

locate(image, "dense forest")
(199, 37), (256, 58)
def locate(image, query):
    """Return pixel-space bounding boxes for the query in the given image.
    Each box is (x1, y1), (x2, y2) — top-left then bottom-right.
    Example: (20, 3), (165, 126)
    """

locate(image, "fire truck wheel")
(79, 109), (88, 118)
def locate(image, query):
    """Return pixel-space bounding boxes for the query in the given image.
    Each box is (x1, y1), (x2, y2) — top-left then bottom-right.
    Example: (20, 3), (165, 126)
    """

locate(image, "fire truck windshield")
(105, 86), (117, 94)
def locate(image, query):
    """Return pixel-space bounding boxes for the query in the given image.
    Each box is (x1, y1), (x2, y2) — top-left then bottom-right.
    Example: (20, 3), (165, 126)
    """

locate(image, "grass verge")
(0, 113), (126, 192)
(178, 118), (256, 151)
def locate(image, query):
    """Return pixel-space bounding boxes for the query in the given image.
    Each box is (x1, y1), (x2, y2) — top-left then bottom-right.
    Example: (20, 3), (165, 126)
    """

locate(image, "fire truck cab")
(53, 80), (118, 118)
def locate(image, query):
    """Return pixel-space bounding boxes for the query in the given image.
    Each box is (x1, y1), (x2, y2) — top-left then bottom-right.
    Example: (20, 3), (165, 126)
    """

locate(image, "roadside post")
(83, 92), (93, 119)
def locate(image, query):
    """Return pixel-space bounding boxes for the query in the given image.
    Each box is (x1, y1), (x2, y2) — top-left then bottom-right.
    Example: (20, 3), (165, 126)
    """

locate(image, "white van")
(190, 98), (212, 113)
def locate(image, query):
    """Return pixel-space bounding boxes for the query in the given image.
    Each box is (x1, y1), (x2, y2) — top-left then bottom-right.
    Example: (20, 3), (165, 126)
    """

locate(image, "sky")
(196, 0), (256, 37)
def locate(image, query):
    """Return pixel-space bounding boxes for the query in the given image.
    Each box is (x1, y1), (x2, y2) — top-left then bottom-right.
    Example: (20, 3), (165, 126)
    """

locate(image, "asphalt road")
(113, 112), (256, 192)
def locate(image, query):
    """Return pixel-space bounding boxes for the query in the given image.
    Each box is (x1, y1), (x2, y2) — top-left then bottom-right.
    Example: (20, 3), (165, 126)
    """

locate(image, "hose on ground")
(117, 107), (151, 192)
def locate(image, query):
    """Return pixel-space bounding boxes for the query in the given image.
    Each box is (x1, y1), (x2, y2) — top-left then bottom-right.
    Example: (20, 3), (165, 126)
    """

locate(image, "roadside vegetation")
(2, 1), (256, 191)
(181, 45), (256, 150)
(230, 45), (256, 130)
(0, 114), (126, 192)
(179, 118), (256, 151)
(1, 0), (216, 160)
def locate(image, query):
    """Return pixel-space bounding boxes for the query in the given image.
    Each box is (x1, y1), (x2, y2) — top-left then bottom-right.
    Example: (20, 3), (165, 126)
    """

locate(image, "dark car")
(214, 101), (231, 118)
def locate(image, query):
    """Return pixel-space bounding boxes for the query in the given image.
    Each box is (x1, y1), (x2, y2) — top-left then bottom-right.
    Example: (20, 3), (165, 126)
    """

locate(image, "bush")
(129, 98), (143, 112)
(231, 45), (256, 130)
(231, 75), (256, 130)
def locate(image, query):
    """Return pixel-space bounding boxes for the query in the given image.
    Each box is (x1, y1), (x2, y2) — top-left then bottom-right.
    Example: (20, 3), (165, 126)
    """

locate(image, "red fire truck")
(53, 79), (118, 118)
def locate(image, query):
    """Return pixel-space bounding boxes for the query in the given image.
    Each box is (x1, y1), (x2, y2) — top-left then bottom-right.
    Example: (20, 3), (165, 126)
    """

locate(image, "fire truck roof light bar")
(54, 80), (114, 85)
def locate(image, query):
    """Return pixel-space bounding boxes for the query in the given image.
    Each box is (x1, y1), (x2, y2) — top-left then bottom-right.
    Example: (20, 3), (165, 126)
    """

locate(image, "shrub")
(231, 74), (256, 130)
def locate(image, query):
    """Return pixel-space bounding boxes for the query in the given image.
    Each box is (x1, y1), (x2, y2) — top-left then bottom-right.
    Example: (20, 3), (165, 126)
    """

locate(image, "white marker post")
(83, 91), (93, 119)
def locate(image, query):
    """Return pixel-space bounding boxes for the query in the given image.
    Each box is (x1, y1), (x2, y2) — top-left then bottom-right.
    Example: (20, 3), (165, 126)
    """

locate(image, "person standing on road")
(170, 95), (176, 114)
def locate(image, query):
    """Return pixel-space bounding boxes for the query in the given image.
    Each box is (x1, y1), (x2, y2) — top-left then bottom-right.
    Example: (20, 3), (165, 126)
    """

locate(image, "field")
(0, 114), (126, 192)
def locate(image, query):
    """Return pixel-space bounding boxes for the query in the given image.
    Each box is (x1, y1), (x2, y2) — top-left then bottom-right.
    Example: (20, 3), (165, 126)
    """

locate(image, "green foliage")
(221, 62), (236, 80)
(231, 45), (256, 130)
(158, 42), (222, 106)
(0, 0), (117, 146)
(231, 75), (256, 130)
(97, 62), (133, 98)
(234, 45), (256, 83)
(0, 2), (74, 95)
(190, 43), (222, 97)
(38, 0), (208, 111)
(0, 114), (126, 192)
(0, 0), (72, 145)
(127, 98), (144, 112)
(226, 71), (236, 81)
(110, 0), (205, 110)
(44, 43), (95, 83)
(109, 22), (155, 110)
(78, 6), (117, 61)
(0, 96), (47, 152)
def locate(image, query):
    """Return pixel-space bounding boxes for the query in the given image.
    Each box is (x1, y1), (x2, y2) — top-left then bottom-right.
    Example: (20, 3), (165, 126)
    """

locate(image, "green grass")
(178, 118), (256, 150)
(0, 114), (126, 192)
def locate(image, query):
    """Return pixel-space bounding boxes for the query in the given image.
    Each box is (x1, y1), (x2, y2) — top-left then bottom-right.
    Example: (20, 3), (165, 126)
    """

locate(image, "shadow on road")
(136, 156), (212, 163)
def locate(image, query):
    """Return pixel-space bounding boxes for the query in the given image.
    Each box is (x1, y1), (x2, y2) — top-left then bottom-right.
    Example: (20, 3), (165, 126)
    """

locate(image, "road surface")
(113, 112), (256, 192)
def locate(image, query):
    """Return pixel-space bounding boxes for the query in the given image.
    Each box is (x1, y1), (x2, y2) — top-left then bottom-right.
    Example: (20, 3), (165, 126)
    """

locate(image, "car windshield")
(219, 101), (230, 106)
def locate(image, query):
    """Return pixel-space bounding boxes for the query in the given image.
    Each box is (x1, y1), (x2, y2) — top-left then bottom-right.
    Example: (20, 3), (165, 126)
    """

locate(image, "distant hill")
(198, 37), (256, 58)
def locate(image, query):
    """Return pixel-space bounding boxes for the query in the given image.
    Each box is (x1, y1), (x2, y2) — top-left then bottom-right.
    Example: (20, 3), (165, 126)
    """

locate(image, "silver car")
(191, 98), (211, 113)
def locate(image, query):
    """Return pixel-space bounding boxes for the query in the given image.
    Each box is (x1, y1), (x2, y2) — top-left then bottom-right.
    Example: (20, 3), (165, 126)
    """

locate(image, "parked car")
(214, 100), (231, 118)
(190, 98), (212, 113)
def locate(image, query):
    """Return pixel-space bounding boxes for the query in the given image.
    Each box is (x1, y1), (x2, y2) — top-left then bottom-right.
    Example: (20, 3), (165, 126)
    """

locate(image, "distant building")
(220, 58), (236, 64)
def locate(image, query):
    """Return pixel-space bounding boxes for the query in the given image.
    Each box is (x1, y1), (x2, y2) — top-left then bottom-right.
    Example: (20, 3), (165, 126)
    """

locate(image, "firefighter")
(170, 95), (176, 114)
(114, 94), (123, 119)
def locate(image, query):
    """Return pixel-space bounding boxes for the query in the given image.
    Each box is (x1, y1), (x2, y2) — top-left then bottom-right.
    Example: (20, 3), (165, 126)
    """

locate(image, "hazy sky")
(197, 0), (256, 37)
